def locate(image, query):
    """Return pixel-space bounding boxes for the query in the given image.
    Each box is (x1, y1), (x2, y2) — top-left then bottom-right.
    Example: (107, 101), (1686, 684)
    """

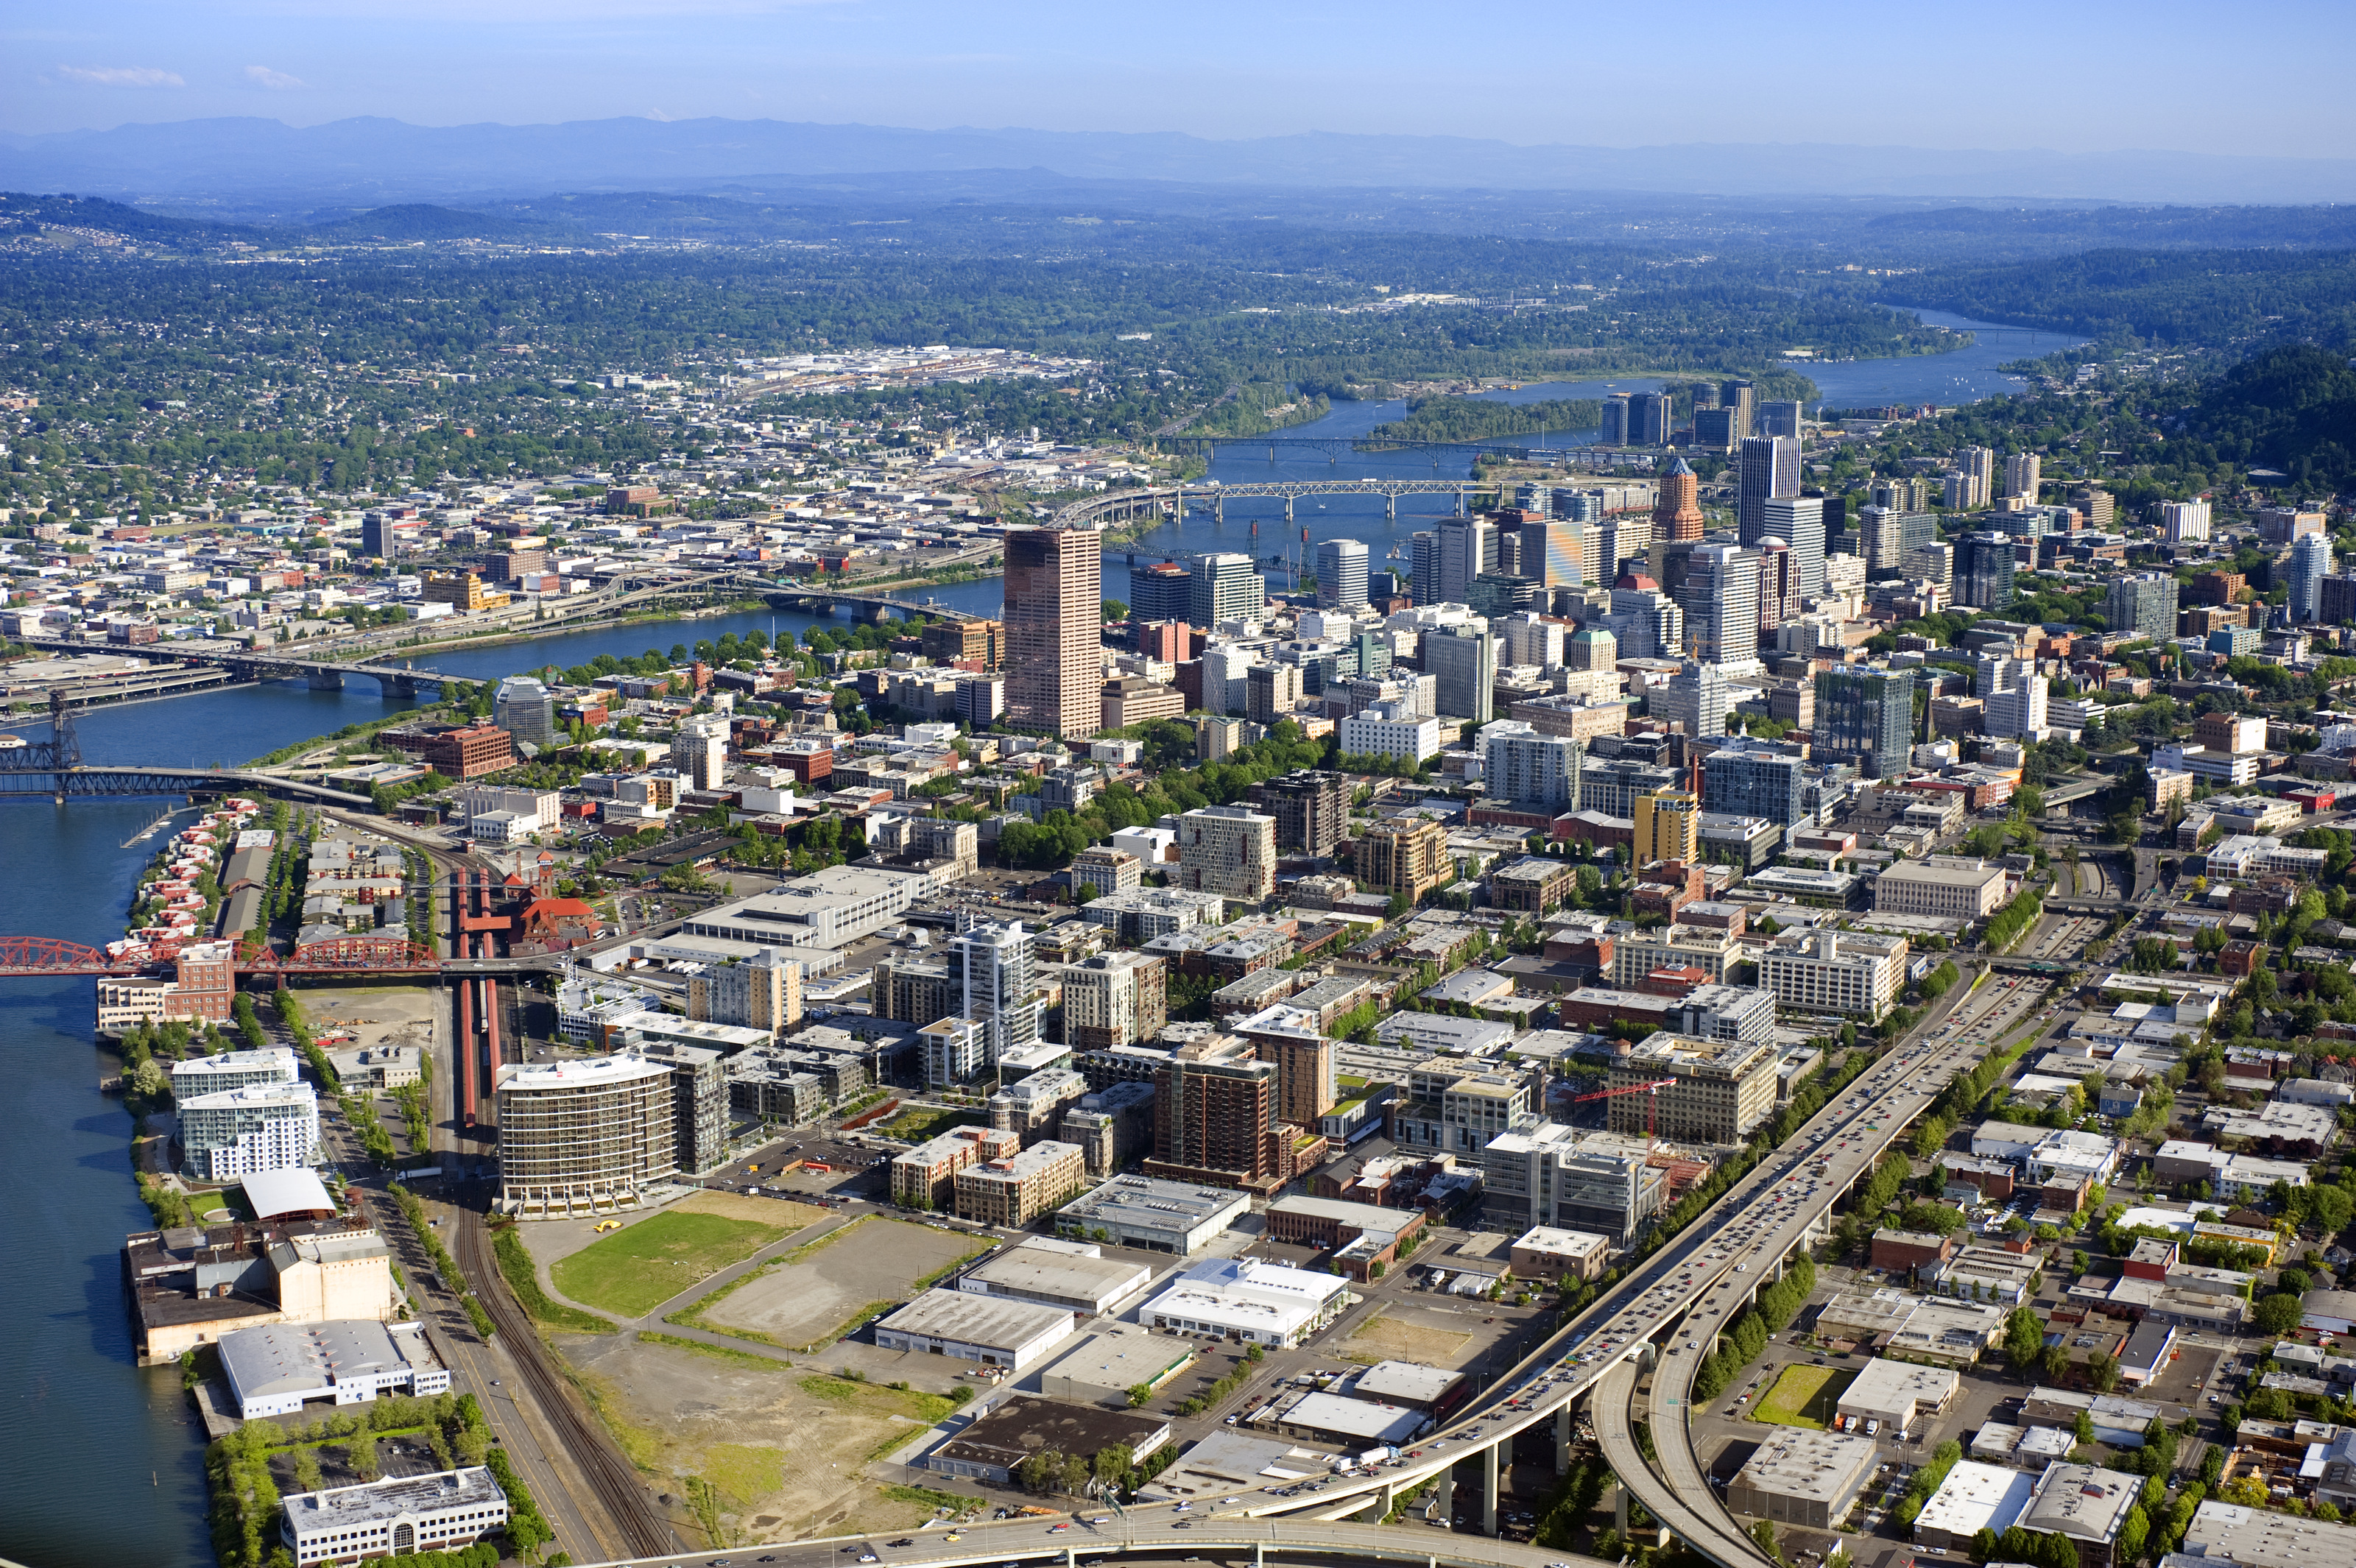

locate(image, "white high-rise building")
(1979, 655), (2049, 742)
(1678, 545), (1760, 667)
(1339, 701), (1441, 767)
(178, 1081), (322, 1182)
(2291, 534), (2333, 623)
(2158, 500), (2212, 543)
(948, 918), (1041, 1067)
(1313, 539), (1369, 611)
(1653, 659), (1732, 740)
(1479, 718), (1584, 806)
(671, 713), (731, 792)
(2003, 452), (2042, 504)
(1761, 495), (1826, 598)
(1437, 517), (1497, 606)
(1498, 612), (1565, 669)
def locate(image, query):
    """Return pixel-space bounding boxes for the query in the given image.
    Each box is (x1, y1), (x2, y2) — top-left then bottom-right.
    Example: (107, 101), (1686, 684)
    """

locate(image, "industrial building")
(1255, 1388), (1428, 1447)
(1051, 1173), (1252, 1254)
(1726, 1427), (1880, 1528)
(1835, 1357), (1958, 1438)
(925, 1394), (1171, 1485)
(219, 1319), (450, 1419)
(280, 1467), (509, 1567)
(956, 1237), (1156, 1316)
(1351, 1360), (1469, 1419)
(1139, 1257), (1350, 1348)
(493, 1053), (676, 1217)
(1034, 1325), (1197, 1408)
(870, 1288), (1075, 1371)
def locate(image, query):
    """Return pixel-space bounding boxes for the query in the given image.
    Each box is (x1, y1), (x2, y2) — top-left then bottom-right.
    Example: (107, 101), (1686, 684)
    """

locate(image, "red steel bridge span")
(0, 934), (568, 978)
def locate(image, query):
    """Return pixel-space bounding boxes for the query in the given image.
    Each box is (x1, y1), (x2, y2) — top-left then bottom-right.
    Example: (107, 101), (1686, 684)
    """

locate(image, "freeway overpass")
(1215, 970), (2048, 1568)
(568, 1513), (1609, 1568)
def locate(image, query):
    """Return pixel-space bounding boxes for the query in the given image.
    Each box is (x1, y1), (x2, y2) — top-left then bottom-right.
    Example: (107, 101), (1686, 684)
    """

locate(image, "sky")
(6, 0), (2352, 159)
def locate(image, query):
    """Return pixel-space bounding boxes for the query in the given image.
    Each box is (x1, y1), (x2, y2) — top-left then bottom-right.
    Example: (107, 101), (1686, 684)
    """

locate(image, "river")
(0, 305), (2078, 1567)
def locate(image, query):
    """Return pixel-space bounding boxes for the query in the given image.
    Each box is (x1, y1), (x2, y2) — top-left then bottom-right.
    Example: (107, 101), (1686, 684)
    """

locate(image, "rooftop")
(283, 1467), (505, 1530)
(874, 1289), (1073, 1349)
(1733, 1427), (1880, 1503)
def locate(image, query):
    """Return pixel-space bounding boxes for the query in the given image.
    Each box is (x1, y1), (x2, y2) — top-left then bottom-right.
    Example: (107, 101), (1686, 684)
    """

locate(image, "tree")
(1126, 1383), (1154, 1409)
(2006, 1305), (2045, 1371)
(2254, 1292), (2305, 1338)
(2087, 1354), (2120, 1394)
(1750, 1520), (1787, 1567)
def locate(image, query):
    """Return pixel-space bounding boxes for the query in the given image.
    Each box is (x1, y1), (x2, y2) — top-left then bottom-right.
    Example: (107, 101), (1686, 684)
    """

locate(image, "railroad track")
(454, 1203), (683, 1560)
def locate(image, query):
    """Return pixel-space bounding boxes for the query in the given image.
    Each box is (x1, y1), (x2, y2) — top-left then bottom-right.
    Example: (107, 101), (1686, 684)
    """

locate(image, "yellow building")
(1633, 788), (1700, 866)
(422, 571), (509, 612)
(1354, 818), (1454, 903)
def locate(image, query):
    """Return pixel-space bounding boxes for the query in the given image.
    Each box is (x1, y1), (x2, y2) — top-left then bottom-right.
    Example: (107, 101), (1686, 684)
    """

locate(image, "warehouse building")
(925, 1394), (1172, 1485)
(1352, 1360), (1468, 1419)
(2018, 1462), (2143, 1568)
(1033, 1325), (1197, 1408)
(1255, 1388), (1428, 1447)
(1911, 1461), (2039, 1553)
(2184, 1500), (2356, 1568)
(1140, 1257), (1350, 1349)
(956, 1237), (1157, 1316)
(1727, 1427), (1880, 1529)
(871, 1289), (1075, 1372)
(280, 1467), (509, 1567)
(1835, 1357), (1958, 1438)
(219, 1319), (451, 1420)
(1052, 1173), (1252, 1254)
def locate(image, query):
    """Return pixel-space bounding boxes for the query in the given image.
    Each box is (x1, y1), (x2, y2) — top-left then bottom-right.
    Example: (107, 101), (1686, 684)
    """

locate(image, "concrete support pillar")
(1386, 492), (1398, 520)
(1612, 1480), (1628, 1532)
(1482, 1442), (1500, 1539)
(1436, 1465), (1455, 1526)
(1283, 495), (1295, 523)
(308, 670), (344, 691)
(1555, 1405), (1573, 1474)
(1255, 1545), (1264, 1568)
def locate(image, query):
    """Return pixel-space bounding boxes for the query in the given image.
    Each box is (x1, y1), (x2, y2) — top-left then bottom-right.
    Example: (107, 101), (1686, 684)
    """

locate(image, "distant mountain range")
(6, 115), (2356, 206)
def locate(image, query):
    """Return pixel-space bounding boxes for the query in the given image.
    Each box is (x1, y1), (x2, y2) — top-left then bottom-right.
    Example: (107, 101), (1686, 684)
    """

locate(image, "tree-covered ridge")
(1891, 247), (2356, 351)
(2177, 345), (2356, 492)
(1367, 396), (1604, 443)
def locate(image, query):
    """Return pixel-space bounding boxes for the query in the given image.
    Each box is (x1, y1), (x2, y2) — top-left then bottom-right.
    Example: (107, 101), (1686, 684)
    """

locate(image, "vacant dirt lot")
(699, 1218), (979, 1349)
(568, 1333), (970, 1545)
(1344, 1308), (1476, 1367)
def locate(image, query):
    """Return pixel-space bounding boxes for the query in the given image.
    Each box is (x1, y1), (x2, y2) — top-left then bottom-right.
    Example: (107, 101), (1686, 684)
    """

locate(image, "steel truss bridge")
(0, 932), (571, 980)
(1161, 434), (1591, 462)
(0, 697), (378, 803)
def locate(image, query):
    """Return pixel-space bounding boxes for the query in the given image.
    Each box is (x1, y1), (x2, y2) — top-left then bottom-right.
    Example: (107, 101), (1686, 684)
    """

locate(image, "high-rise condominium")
(1188, 553), (1264, 627)
(1721, 378), (1757, 441)
(1813, 668), (1915, 779)
(2003, 452), (2042, 504)
(1629, 392), (1673, 446)
(1737, 436), (1802, 545)
(1313, 538), (1369, 611)
(1676, 545), (1760, 666)
(1953, 533), (2018, 612)
(2292, 534), (2334, 623)
(1004, 526), (1104, 738)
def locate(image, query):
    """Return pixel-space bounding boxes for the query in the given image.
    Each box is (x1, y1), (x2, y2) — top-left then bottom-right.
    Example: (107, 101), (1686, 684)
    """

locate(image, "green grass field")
(1752, 1364), (1856, 1430)
(551, 1211), (790, 1318)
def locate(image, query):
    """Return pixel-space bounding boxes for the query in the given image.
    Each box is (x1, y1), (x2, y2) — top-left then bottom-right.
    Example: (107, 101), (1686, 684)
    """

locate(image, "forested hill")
(1367, 397), (1604, 444)
(1891, 247), (2356, 350)
(2175, 345), (2356, 491)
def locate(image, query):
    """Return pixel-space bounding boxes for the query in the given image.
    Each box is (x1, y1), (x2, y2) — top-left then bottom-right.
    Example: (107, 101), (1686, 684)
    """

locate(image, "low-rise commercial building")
(870, 1289), (1075, 1371)
(1911, 1461), (2039, 1553)
(1871, 857), (2008, 919)
(1034, 1324), (1198, 1408)
(959, 1237), (1157, 1317)
(1053, 1173), (1252, 1254)
(1834, 1357), (1958, 1438)
(1509, 1226), (1612, 1281)
(220, 1319), (451, 1420)
(1727, 1427), (1880, 1529)
(281, 1468), (509, 1567)
(2018, 1462), (2143, 1568)
(926, 1394), (1172, 1485)
(1140, 1257), (1350, 1348)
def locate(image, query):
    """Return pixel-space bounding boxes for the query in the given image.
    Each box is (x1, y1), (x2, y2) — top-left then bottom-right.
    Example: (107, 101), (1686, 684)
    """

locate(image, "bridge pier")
(1436, 1464), (1454, 1525)
(1283, 495), (1295, 524)
(1386, 492), (1397, 521)
(1214, 496), (1225, 526)
(1481, 1441), (1499, 1537)
(308, 671), (344, 692)
(1555, 1405), (1573, 1473)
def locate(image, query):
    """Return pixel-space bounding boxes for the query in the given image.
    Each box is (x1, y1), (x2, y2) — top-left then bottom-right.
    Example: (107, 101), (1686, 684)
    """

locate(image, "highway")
(562, 1509), (1613, 1568)
(1199, 964), (2056, 1568)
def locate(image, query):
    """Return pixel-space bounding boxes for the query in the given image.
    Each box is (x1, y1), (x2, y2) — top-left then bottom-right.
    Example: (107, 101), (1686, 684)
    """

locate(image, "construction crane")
(1572, 1078), (1680, 1142)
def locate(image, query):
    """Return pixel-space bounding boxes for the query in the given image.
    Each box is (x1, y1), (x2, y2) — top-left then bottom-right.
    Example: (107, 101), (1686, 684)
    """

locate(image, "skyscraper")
(2291, 534), (2333, 623)
(2103, 571), (2179, 643)
(1605, 573), (1684, 660)
(1676, 544), (1760, 667)
(1979, 655), (2048, 742)
(360, 513), (401, 559)
(948, 917), (1041, 1066)
(671, 713), (730, 791)
(1437, 515), (1498, 604)
(1813, 668), (1914, 778)
(1601, 394), (1632, 446)
(1654, 456), (1706, 543)
(2003, 452), (2042, 505)
(1518, 518), (1587, 590)
(1187, 552), (1263, 627)
(1651, 659), (1730, 739)
(1313, 538), (1369, 611)
(1004, 526), (1104, 738)
(1737, 436), (1803, 545)
(1409, 532), (1439, 605)
(1701, 746), (1807, 828)
(1955, 447), (1995, 506)
(1629, 392), (1673, 446)
(1721, 379), (1757, 442)
(1425, 624), (1498, 723)
(1953, 533), (2018, 612)
(1759, 399), (1804, 439)
(1761, 495), (1827, 600)
(1129, 560), (1193, 625)
(493, 677), (556, 750)
(1754, 539), (1793, 630)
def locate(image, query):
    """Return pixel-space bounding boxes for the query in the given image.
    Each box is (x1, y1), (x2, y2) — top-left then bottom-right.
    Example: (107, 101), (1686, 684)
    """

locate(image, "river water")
(0, 305), (2078, 1567)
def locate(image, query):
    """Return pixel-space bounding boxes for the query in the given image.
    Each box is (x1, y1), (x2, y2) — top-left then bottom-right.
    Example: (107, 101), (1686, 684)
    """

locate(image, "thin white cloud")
(54, 64), (185, 88)
(244, 65), (308, 88)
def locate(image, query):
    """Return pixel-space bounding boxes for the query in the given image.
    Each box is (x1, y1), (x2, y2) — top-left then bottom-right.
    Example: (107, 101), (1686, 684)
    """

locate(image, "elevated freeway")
(1225, 967), (2050, 1568)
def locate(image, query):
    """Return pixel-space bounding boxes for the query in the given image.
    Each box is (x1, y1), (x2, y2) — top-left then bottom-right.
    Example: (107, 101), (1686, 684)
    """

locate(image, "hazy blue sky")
(7, 0), (2349, 157)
